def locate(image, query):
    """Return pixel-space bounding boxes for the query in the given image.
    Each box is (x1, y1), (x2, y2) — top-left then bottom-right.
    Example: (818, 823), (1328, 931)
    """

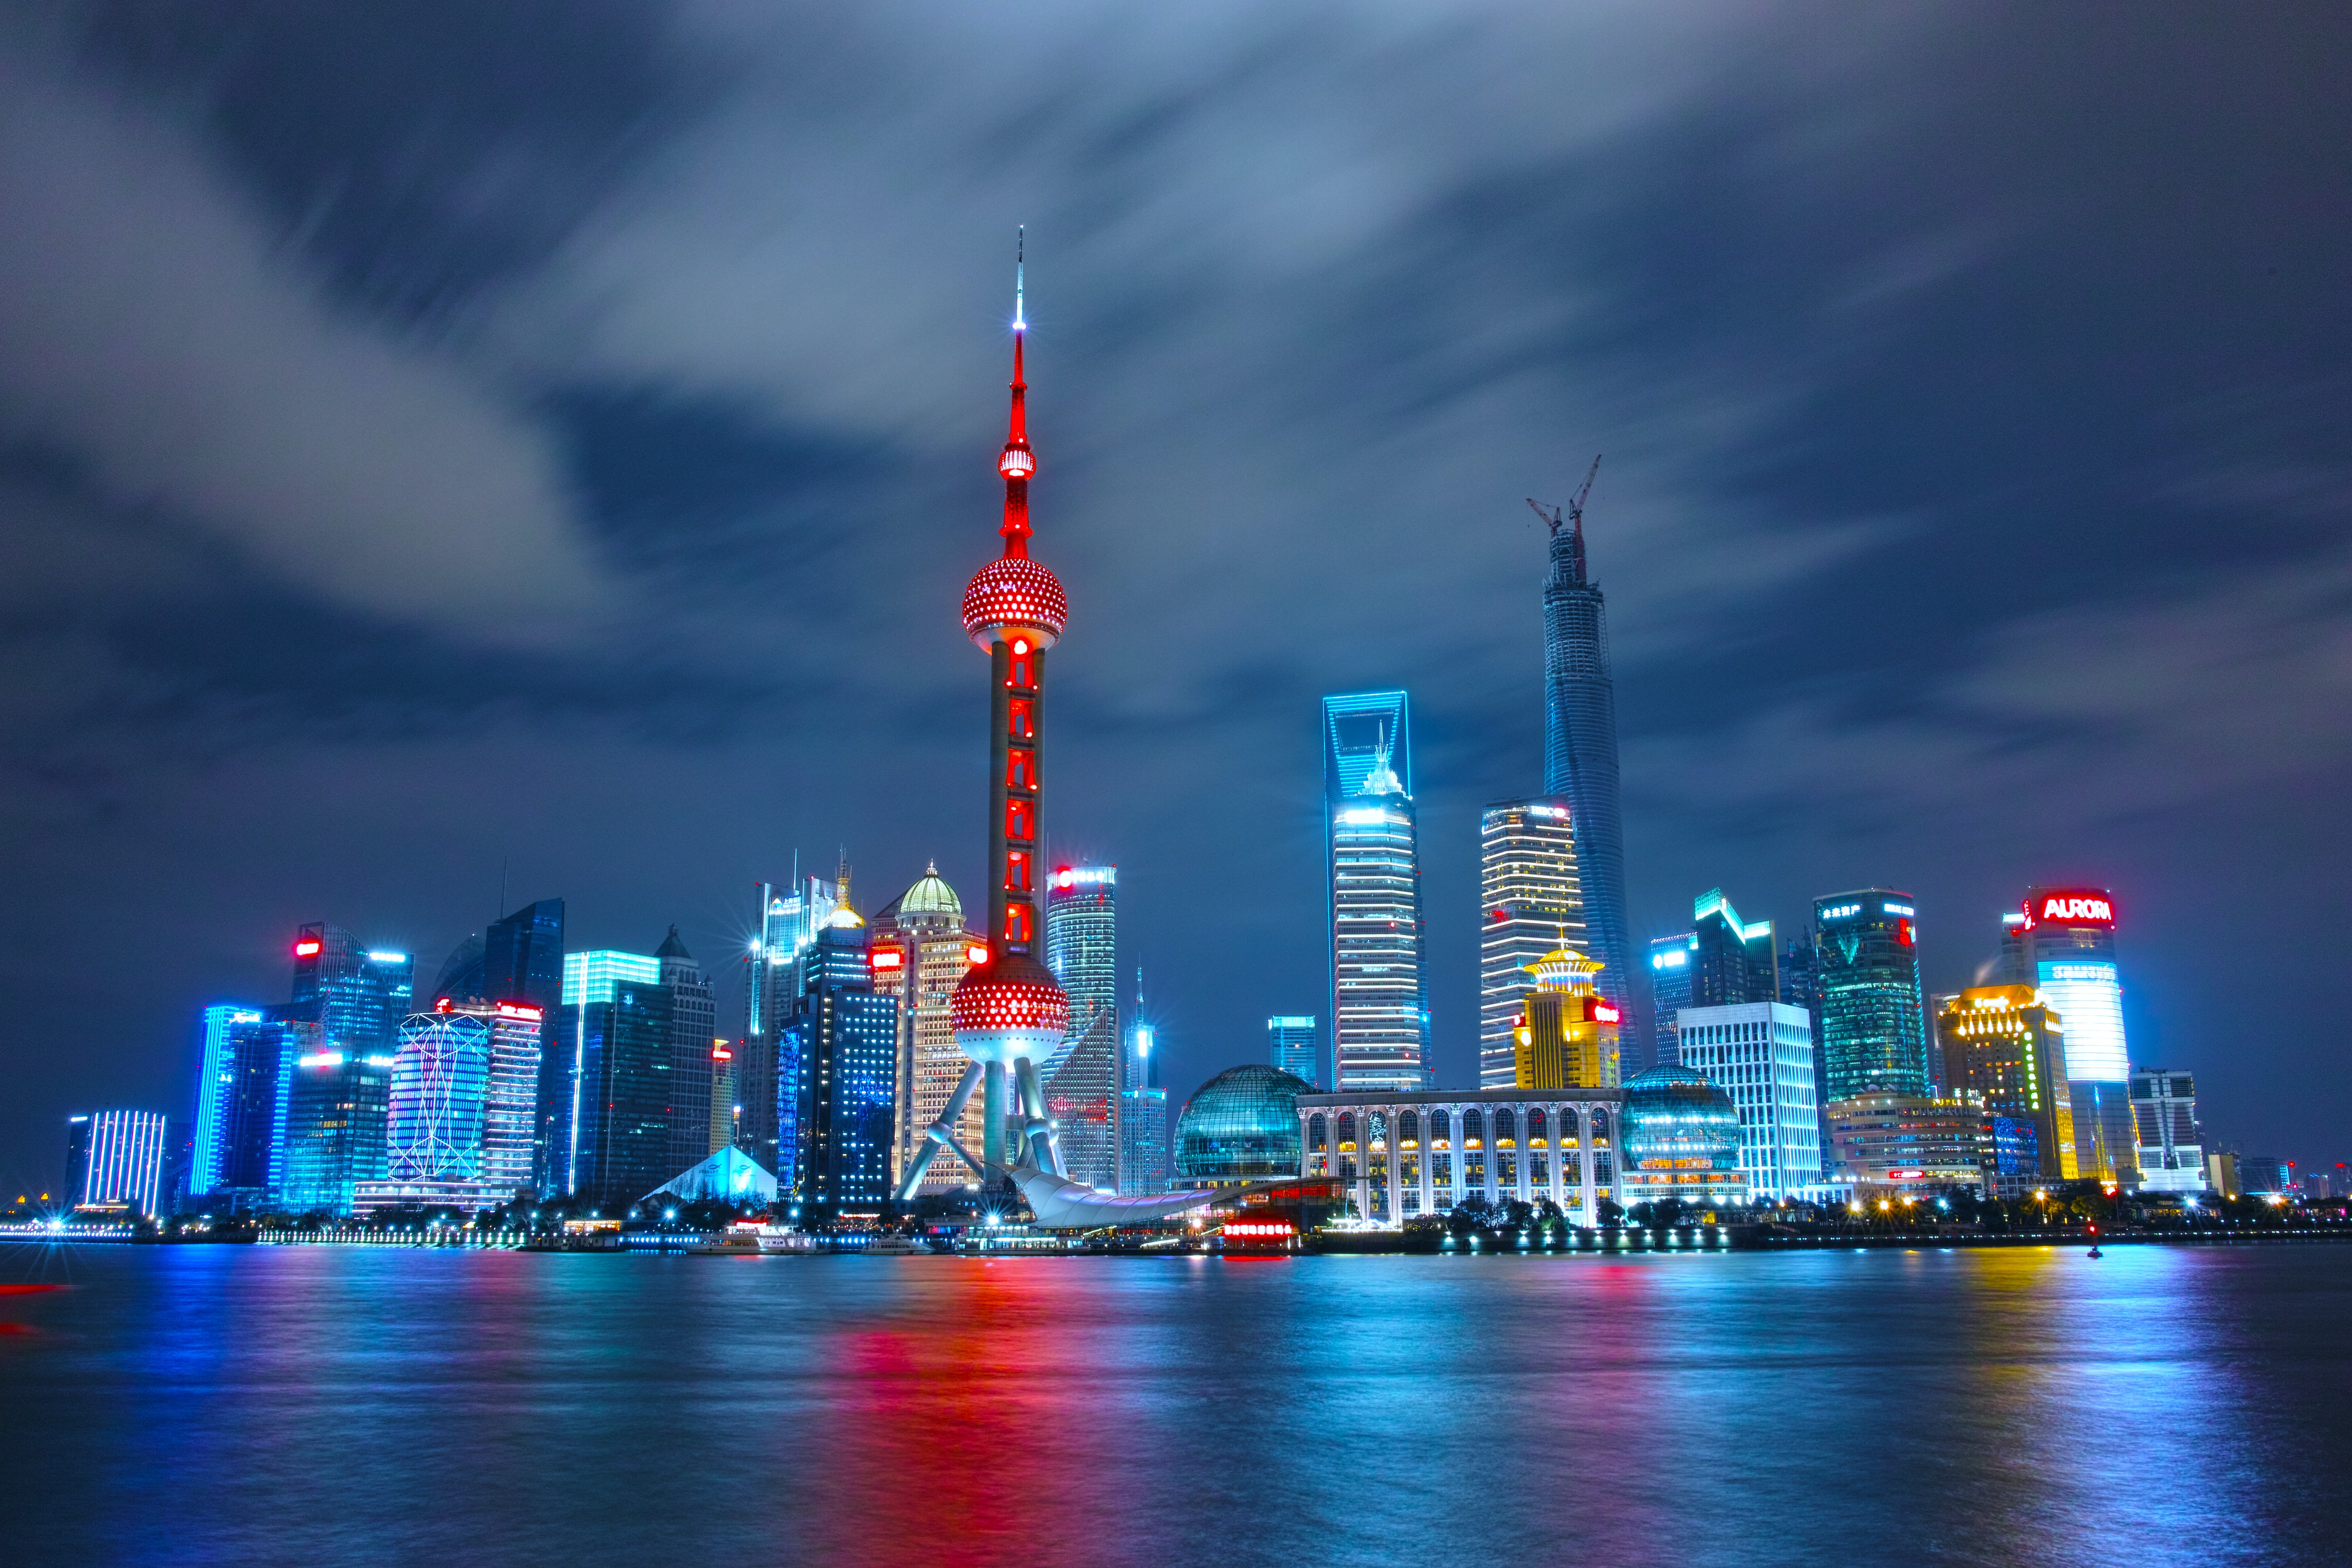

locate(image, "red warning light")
(294, 938), (322, 958)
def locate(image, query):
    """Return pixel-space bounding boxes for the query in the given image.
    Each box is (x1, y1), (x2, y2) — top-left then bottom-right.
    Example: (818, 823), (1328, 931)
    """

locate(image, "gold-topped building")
(1514, 946), (1621, 1090)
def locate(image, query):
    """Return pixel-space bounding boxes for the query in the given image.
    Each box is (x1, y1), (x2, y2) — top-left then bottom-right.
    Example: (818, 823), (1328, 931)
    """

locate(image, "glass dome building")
(1618, 1064), (1749, 1206)
(1174, 1064), (1315, 1186)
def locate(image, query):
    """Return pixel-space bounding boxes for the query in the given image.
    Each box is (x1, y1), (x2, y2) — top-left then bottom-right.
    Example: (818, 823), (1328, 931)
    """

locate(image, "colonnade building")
(1296, 1088), (1624, 1226)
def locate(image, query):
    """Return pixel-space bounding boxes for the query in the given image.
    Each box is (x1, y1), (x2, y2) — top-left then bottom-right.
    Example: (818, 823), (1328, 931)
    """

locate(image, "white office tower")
(1674, 1002), (1821, 1200)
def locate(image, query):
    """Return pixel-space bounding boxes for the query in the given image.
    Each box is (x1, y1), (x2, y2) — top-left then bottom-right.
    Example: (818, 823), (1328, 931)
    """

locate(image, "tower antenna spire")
(1015, 224), (1026, 330)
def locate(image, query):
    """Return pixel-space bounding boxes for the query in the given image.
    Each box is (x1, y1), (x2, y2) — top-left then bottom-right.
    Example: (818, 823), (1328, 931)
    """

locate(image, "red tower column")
(952, 248), (1070, 1179)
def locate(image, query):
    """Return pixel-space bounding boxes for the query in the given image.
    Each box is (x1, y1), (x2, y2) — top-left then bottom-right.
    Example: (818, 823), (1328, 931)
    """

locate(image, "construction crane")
(1526, 454), (1602, 538)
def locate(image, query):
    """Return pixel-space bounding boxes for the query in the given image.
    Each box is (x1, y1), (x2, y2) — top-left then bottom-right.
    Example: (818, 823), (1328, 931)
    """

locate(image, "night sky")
(3, 2), (2347, 1193)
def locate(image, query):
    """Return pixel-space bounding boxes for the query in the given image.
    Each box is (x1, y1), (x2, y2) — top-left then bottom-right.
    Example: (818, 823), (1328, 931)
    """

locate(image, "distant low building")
(1825, 1094), (1984, 1198)
(2129, 1068), (2207, 1194)
(68, 1110), (167, 1216)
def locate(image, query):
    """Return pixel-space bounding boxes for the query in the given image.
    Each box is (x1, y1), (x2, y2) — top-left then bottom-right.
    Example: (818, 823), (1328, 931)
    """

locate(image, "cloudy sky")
(2, 2), (2346, 1190)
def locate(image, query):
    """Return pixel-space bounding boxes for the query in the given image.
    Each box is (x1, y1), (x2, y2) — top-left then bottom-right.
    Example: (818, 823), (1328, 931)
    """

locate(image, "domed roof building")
(1175, 1064), (1316, 1186)
(877, 862), (964, 933)
(1618, 1064), (1748, 1207)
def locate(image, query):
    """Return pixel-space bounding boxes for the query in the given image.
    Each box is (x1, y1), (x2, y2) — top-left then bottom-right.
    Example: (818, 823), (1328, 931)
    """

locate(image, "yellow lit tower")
(1514, 946), (1622, 1091)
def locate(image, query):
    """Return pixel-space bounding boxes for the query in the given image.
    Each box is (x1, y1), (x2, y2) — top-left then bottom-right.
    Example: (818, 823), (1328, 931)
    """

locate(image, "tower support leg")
(1014, 1056), (1066, 1178)
(894, 1060), (986, 1202)
(984, 1062), (1008, 1186)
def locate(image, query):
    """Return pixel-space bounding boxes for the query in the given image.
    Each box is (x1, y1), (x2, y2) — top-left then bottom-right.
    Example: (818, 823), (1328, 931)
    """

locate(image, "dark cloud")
(2, 1), (2349, 1192)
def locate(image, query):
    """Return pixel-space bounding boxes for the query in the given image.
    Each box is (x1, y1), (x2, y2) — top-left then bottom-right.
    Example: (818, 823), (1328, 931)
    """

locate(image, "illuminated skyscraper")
(1650, 888), (1778, 1066)
(2013, 888), (2136, 1184)
(1538, 486), (1636, 1056)
(272, 927), (412, 1214)
(190, 1002), (280, 1210)
(736, 874), (836, 1178)
(1324, 690), (1429, 1092)
(1814, 890), (1930, 1103)
(1120, 984), (1170, 1194)
(1268, 1016), (1321, 1090)
(1478, 798), (1582, 1088)
(550, 948), (664, 1202)
(656, 928), (717, 1182)
(356, 999), (546, 1213)
(1045, 864), (1119, 1190)
(1673, 1003), (1820, 1200)
(782, 910), (902, 1214)
(875, 864), (980, 1193)
(68, 1110), (167, 1214)
(1936, 986), (2076, 1193)
(1648, 930), (1696, 1065)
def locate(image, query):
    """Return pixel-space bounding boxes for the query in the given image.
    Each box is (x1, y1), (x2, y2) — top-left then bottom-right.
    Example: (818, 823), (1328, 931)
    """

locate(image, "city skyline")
(4, 6), (2350, 1190)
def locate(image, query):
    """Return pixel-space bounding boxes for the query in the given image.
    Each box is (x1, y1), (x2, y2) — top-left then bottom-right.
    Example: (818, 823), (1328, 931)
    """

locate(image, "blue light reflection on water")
(2, 1244), (2346, 1567)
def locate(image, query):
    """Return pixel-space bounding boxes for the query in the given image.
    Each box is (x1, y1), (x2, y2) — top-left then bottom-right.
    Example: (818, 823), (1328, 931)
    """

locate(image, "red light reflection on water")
(816, 1262), (1120, 1567)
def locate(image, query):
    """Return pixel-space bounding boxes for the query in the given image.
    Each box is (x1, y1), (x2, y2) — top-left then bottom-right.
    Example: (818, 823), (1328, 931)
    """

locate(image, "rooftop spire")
(998, 228), (1036, 556)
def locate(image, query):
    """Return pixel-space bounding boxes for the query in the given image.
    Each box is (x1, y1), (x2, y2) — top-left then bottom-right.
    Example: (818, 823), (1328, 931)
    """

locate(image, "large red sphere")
(962, 555), (1067, 648)
(951, 958), (1070, 1064)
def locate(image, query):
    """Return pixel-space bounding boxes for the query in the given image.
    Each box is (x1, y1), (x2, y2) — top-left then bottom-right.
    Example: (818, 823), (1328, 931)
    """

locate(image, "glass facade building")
(1478, 798), (1582, 1088)
(2012, 888), (2135, 1184)
(190, 1003), (280, 1208)
(1540, 500), (1636, 1060)
(1324, 690), (1429, 1092)
(550, 948), (665, 1202)
(654, 928), (717, 1184)
(1672, 1003), (1820, 1200)
(1175, 1065), (1314, 1186)
(1617, 1066), (1748, 1207)
(1268, 1016), (1321, 1091)
(1814, 890), (1930, 1102)
(270, 926), (412, 1214)
(1044, 864), (1119, 1190)
(738, 876), (837, 1180)
(782, 914), (900, 1214)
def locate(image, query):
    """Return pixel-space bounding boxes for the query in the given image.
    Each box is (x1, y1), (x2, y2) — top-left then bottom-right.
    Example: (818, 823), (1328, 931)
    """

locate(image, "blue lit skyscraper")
(190, 1003), (282, 1210)
(550, 948), (664, 1202)
(1120, 980), (1170, 1194)
(1540, 497), (1637, 1057)
(272, 926), (412, 1214)
(1323, 690), (1429, 1091)
(1268, 1016), (1321, 1090)
(1814, 890), (1930, 1102)
(781, 910), (900, 1214)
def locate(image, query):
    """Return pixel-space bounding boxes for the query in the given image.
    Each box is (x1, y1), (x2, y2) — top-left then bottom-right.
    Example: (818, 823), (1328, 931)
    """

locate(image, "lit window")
(1006, 851), (1032, 892)
(1006, 798), (1034, 842)
(1007, 748), (1037, 790)
(1009, 698), (1036, 742)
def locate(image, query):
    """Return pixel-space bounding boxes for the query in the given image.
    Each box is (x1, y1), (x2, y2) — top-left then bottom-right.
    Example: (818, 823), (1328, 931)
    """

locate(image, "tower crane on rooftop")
(1526, 454), (1602, 538)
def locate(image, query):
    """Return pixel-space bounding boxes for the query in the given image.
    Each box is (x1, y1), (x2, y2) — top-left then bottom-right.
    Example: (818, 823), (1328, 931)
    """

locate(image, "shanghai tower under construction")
(1537, 466), (1638, 1061)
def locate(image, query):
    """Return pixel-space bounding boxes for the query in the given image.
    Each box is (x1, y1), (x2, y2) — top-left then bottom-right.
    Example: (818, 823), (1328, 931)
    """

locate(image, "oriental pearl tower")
(895, 234), (1074, 1199)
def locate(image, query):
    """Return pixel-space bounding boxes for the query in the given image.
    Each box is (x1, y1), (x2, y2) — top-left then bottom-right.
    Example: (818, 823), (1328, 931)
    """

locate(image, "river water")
(3, 1243), (2346, 1567)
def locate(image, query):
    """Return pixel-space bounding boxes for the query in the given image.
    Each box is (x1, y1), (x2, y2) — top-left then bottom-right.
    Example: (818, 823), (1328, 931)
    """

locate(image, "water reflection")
(1, 1246), (2344, 1568)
